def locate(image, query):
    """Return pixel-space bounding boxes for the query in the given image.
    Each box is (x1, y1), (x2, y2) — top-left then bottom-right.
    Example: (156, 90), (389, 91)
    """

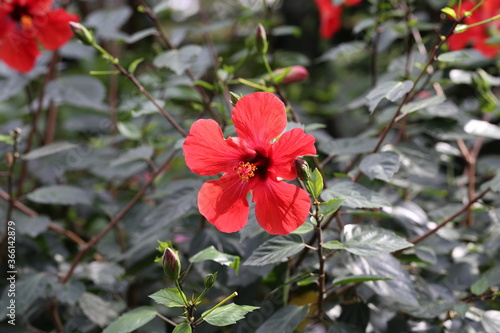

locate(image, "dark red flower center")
(9, 4), (34, 30)
(234, 152), (271, 182)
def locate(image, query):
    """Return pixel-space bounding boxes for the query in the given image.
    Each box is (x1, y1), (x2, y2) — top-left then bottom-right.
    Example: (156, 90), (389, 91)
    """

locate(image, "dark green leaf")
(255, 305), (308, 333)
(103, 307), (158, 333)
(366, 80), (413, 113)
(401, 94), (446, 114)
(189, 246), (240, 275)
(359, 152), (400, 181)
(22, 142), (78, 160)
(332, 274), (392, 286)
(202, 303), (259, 326)
(322, 181), (390, 209)
(109, 145), (153, 167)
(244, 234), (305, 266)
(342, 224), (413, 256)
(27, 185), (92, 205)
(318, 137), (378, 156)
(471, 266), (500, 295)
(79, 292), (118, 327)
(149, 288), (186, 308)
(292, 221), (314, 234)
(345, 253), (419, 307)
(153, 45), (203, 75)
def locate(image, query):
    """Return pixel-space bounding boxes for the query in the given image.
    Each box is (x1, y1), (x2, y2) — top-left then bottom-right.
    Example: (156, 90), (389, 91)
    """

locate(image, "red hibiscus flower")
(183, 92), (316, 235)
(313, 0), (363, 39)
(0, 0), (79, 73)
(447, 0), (500, 58)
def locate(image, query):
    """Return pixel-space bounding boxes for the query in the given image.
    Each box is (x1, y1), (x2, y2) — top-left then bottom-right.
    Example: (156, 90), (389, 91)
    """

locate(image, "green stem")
(261, 54), (275, 83)
(461, 14), (500, 30)
(194, 292), (238, 324)
(175, 280), (189, 306)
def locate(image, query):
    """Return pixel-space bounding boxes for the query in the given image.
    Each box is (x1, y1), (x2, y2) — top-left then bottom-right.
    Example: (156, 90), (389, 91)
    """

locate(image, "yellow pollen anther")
(235, 162), (257, 182)
(20, 15), (33, 30)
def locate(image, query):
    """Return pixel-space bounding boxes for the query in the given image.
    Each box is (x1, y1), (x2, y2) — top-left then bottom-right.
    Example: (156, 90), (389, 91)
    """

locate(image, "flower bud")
(162, 248), (181, 281)
(230, 92), (242, 106)
(69, 22), (95, 46)
(274, 66), (309, 85)
(255, 24), (268, 55)
(204, 272), (217, 289)
(295, 158), (311, 182)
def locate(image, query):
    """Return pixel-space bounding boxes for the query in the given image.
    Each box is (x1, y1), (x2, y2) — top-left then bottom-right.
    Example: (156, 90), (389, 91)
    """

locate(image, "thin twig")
(61, 149), (180, 284)
(393, 188), (490, 255)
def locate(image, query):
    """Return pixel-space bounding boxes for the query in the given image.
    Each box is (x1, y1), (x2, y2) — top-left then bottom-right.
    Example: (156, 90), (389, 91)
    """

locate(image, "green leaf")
(255, 305), (308, 333)
(318, 137), (378, 156)
(27, 185), (92, 205)
(173, 323), (192, 333)
(437, 50), (481, 64)
(345, 253), (419, 307)
(307, 168), (323, 198)
(109, 145), (153, 167)
(464, 119), (500, 139)
(320, 198), (344, 216)
(292, 221), (314, 234)
(441, 7), (457, 19)
(366, 80), (413, 113)
(189, 246), (240, 275)
(44, 75), (107, 110)
(322, 240), (345, 250)
(117, 122), (141, 140)
(332, 274), (392, 286)
(322, 181), (390, 209)
(0, 135), (14, 144)
(153, 45), (202, 75)
(149, 288), (186, 308)
(401, 94), (446, 114)
(79, 292), (118, 327)
(103, 307), (158, 333)
(471, 266), (500, 295)
(127, 57), (144, 74)
(342, 224), (413, 256)
(414, 246), (437, 264)
(453, 303), (469, 318)
(244, 234), (305, 266)
(21, 142), (78, 160)
(202, 303), (259, 326)
(359, 152), (400, 182)
(481, 173), (500, 193)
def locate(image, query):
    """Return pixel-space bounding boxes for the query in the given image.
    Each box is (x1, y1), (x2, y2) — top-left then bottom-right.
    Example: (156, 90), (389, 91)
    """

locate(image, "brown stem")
(44, 100), (58, 145)
(16, 52), (60, 197)
(393, 188), (490, 255)
(0, 188), (104, 261)
(135, 0), (224, 126)
(61, 149), (180, 284)
(457, 139), (476, 226)
(353, 20), (460, 182)
(49, 299), (64, 333)
(314, 203), (326, 322)
(113, 63), (187, 137)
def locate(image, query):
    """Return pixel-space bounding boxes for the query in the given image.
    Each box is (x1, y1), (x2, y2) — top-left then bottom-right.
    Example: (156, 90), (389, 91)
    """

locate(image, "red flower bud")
(162, 248), (181, 281)
(274, 66), (309, 85)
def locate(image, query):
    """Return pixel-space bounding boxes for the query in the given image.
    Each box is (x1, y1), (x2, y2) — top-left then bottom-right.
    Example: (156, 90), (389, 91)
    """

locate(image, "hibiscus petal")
(252, 178), (311, 235)
(35, 9), (79, 50)
(198, 174), (251, 233)
(313, 0), (342, 39)
(0, 24), (39, 73)
(270, 128), (316, 180)
(183, 119), (255, 176)
(232, 92), (287, 151)
(27, 0), (53, 16)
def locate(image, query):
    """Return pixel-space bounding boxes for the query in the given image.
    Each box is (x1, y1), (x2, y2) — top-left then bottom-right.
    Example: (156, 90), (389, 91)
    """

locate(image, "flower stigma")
(20, 15), (33, 30)
(235, 161), (257, 182)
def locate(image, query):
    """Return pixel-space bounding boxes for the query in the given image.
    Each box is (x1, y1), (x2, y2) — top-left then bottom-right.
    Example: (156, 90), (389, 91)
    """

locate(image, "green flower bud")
(255, 24), (268, 55)
(295, 158), (311, 182)
(230, 92), (242, 106)
(69, 22), (95, 46)
(162, 248), (181, 281)
(204, 272), (217, 289)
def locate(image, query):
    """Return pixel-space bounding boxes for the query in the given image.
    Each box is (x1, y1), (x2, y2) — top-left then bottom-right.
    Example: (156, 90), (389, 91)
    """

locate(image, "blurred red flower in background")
(313, 0), (363, 39)
(447, 0), (500, 58)
(0, 0), (78, 72)
(183, 92), (316, 235)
